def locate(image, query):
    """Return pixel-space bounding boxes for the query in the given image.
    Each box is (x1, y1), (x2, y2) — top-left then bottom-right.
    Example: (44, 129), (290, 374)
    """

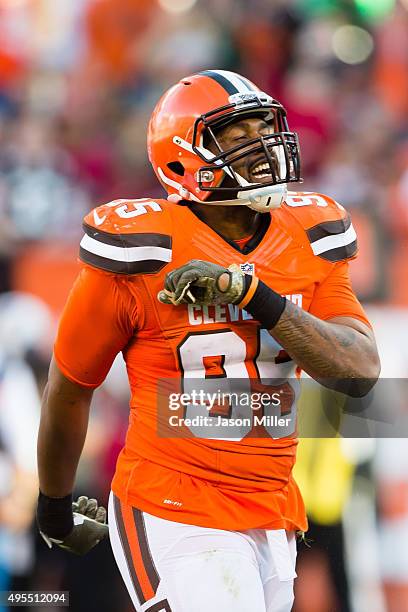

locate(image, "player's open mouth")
(250, 162), (272, 180)
(248, 152), (281, 182)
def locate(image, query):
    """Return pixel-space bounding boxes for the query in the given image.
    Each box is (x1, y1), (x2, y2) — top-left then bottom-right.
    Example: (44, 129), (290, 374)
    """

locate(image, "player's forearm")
(270, 300), (380, 394)
(37, 362), (93, 497)
(157, 262), (380, 394)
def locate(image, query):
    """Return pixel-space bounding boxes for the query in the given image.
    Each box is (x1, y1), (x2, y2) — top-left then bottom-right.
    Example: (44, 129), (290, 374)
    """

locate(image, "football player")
(37, 70), (380, 612)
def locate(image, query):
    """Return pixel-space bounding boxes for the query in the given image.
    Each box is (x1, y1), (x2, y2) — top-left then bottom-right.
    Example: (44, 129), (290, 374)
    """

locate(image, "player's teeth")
(252, 163), (270, 176)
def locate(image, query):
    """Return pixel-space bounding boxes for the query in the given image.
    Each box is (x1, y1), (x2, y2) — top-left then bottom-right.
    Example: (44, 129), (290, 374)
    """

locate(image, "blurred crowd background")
(0, 0), (407, 611)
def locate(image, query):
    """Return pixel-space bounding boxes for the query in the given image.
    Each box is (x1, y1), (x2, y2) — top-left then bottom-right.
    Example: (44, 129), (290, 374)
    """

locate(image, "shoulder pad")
(281, 192), (357, 262)
(79, 198), (173, 274)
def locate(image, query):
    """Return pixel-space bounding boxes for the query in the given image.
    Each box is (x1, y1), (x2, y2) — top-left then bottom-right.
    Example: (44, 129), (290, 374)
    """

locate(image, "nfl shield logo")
(240, 262), (255, 275)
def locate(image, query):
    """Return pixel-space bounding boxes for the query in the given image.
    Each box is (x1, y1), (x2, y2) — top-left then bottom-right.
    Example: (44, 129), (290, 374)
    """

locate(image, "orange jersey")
(54, 192), (369, 532)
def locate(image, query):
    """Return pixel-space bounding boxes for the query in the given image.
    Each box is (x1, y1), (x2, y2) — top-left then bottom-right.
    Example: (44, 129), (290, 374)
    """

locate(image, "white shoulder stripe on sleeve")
(80, 234), (172, 263)
(311, 224), (357, 256)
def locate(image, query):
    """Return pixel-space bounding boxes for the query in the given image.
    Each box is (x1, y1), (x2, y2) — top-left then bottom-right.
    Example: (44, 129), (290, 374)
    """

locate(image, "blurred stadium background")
(0, 0), (407, 610)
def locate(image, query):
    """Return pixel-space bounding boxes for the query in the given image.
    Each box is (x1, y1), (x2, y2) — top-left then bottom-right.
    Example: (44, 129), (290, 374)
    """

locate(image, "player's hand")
(157, 260), (246, 306)
(39, 495), (109, 556)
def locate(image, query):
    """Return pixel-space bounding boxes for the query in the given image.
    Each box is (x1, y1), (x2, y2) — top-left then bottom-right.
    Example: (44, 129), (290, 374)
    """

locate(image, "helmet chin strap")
(200, 183), (287, 213)
(237, 183), (287, 212)
(201, 165), (287, 212)
(234, 170), (287, 212)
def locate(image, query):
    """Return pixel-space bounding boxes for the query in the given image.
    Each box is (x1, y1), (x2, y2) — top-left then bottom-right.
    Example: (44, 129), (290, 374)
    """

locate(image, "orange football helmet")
(147, 70), (301, 212)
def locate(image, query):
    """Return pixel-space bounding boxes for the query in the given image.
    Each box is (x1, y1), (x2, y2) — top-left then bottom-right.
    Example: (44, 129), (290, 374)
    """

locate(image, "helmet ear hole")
(167, 161), (185, 176)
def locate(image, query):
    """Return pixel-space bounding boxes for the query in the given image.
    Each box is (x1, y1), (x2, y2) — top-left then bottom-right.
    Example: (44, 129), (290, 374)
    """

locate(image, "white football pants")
(108, 492), (296, 612)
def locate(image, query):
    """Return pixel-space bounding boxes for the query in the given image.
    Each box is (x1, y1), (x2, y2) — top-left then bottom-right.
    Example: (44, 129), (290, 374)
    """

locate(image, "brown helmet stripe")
(199, 70), (239, 94)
